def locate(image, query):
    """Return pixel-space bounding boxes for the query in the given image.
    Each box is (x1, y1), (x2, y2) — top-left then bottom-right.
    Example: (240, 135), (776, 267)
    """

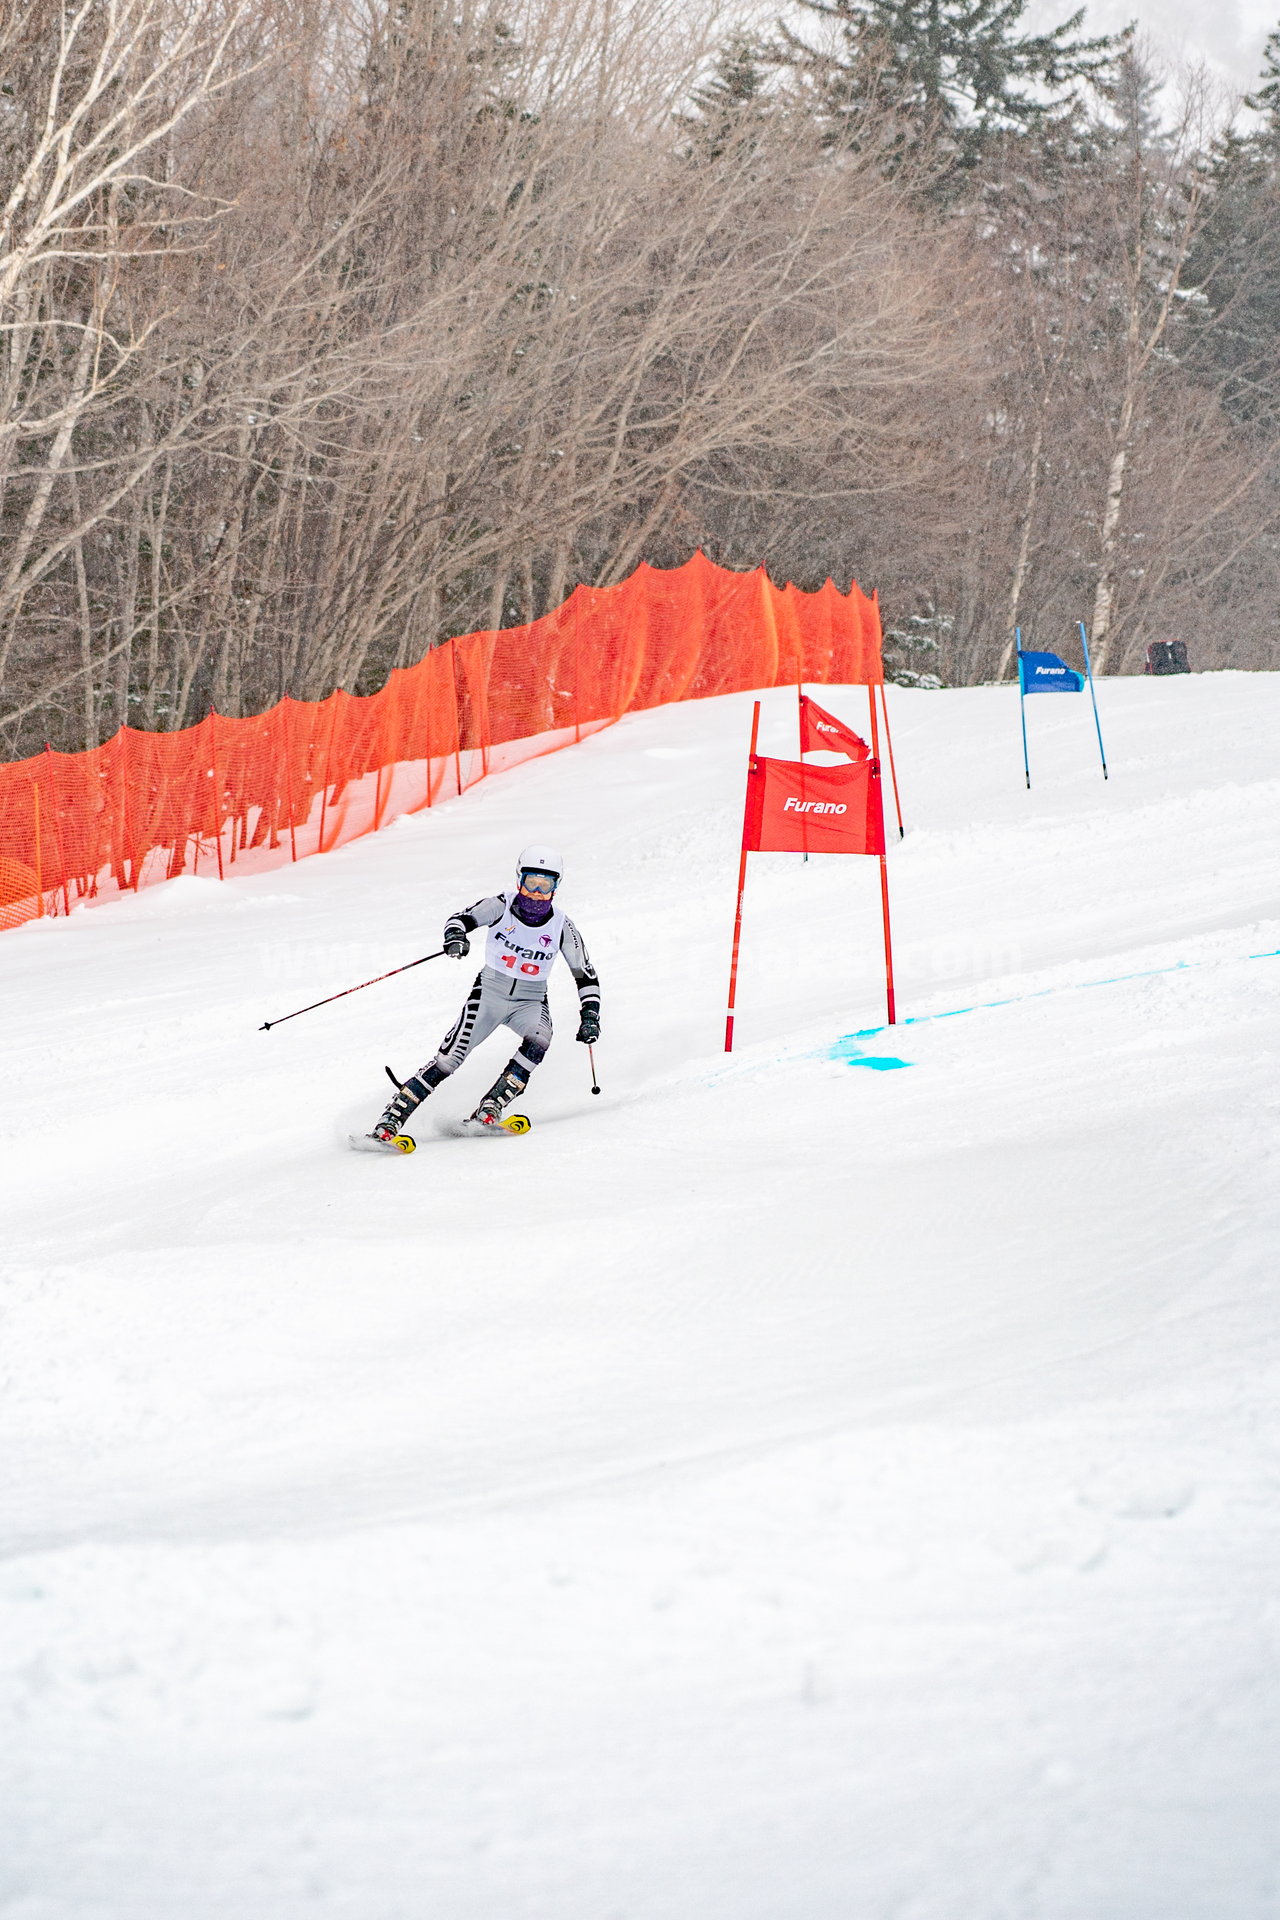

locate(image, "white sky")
(1026, 0), (1277, 94)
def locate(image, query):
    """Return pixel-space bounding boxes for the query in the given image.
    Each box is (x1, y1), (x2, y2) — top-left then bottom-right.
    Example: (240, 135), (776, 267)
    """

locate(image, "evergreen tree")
(777, 0), (1119, 192)
(682, 33), (775, 161)
(1183, 29), (1280, 432)
(1247, 23), (1280, 122)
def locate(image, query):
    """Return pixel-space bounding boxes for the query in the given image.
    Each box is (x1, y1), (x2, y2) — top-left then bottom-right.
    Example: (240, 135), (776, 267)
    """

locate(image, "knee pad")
(517, 1034), (548, 1070)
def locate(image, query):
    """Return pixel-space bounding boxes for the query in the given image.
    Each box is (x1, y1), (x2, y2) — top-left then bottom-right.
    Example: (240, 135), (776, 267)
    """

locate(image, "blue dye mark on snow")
(828, 1036), (911, 1071)
(845, 945), (1280, 1043)
(716, 948), (1280, 1091)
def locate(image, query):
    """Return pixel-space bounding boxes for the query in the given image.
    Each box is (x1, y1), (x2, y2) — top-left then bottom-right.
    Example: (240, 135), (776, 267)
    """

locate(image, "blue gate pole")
(1078, 621), (1108, 780)
(1016, 628), (1031, 789)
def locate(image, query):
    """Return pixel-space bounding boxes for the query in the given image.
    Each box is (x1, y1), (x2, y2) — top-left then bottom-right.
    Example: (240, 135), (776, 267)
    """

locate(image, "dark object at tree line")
(1145, 641), (1190, 675)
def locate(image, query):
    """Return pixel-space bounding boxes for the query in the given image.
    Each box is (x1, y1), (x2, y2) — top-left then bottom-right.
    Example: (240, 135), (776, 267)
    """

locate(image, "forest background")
(4, 0), (1280, 759)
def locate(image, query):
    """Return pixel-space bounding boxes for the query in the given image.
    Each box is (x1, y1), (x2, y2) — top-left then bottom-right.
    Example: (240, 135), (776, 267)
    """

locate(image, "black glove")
(444, 930), (470, 959)
(576, 1007), (600, 1044)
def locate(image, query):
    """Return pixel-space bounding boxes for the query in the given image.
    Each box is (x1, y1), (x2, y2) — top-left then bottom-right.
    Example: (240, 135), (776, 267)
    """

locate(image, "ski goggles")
(518, 870), (557, 897)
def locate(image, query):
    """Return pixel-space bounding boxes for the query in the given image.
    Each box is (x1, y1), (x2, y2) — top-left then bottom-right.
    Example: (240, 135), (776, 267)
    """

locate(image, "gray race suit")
(375, 893), (599, 1130)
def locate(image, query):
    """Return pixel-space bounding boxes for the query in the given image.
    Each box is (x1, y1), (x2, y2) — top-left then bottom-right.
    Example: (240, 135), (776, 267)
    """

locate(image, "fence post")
(450, 641), (464, 798)
(279, 701), (298, 861)
(317, 695), (338, 854)
(116, 728), (137, 891)
(425, 652), (438, 809)
(44, 743), (70, 915)
(574, 590), (582, 745)
(31, 781), (44, 917)
(209, 712), (225, 880)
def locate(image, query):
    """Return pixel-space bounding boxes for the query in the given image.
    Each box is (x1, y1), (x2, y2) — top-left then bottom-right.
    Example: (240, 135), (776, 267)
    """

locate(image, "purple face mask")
(512, 884), (555, 926)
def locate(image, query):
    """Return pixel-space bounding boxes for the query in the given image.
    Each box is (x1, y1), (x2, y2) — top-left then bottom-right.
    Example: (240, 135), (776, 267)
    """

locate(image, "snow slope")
(2, 673), (1279, 1919)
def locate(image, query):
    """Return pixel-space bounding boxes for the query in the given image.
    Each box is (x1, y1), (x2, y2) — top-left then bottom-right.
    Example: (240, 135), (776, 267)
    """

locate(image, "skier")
(358, 845), (600, 1150)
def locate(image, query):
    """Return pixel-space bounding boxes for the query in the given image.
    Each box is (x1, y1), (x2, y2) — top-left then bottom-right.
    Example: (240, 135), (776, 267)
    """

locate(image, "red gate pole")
(796, 678), (809, 865)
(867, 687), (896, 1025)
(878, 678), (904, 840)
(876, 824), (897, 1027)
(724, 699), (762, 1053)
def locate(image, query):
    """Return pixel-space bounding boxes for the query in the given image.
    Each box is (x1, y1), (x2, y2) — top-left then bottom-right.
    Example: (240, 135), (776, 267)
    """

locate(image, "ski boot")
(462, 1062), (532, 1136)
(350, 1065), (445, 1155)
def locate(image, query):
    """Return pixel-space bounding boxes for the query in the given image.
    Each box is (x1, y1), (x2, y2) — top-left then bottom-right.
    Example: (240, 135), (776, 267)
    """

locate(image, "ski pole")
(588, 1043), (600, 1094)
(259, 951), (446, 1031)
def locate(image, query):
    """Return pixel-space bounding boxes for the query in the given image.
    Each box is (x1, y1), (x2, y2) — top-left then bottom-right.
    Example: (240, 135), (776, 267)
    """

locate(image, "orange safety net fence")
(0, 552), (881, 931)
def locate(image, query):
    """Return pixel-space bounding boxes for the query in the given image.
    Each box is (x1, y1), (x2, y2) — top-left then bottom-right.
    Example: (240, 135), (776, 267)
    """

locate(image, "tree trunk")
(998, 411), (1046, 679)
(1090, 394), (1135, 675)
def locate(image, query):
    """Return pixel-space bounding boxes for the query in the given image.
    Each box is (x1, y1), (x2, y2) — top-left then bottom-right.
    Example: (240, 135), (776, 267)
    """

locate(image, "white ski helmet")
(516, 843), (564, 889)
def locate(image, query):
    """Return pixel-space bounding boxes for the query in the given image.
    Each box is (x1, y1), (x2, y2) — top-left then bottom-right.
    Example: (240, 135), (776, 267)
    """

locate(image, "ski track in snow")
(2, 674), (1279, 1918)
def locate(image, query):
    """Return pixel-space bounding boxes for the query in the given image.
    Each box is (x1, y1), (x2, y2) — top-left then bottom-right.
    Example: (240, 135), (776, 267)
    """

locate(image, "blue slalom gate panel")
(1017, 649), (1085, 694)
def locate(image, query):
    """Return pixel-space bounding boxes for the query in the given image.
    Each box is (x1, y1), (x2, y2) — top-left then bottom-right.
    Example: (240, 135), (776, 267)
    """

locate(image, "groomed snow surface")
(2, 674), (1279, 1920)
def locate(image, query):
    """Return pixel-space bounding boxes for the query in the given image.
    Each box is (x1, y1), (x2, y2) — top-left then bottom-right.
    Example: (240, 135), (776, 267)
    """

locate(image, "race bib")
(484, 898), (565, 982)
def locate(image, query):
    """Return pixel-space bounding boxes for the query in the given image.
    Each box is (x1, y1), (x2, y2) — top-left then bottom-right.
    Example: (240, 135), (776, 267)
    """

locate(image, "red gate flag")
(742, 753), (885, 855)
(725, 701), (896, 1051)
(798, 695), (870, 762)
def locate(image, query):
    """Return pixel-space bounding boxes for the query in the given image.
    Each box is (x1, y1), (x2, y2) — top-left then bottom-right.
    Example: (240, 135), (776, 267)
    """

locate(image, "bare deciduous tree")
(6, 0), (1279, 755)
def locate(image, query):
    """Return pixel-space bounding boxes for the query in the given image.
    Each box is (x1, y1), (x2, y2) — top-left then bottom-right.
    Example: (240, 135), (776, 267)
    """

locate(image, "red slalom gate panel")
(0, 553), (883, 931)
